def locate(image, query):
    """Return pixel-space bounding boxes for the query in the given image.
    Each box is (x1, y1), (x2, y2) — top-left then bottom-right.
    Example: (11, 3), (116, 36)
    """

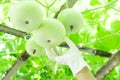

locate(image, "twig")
(2, 52), (30, 80)
(67, 0), (77, 8)
(94, 51), (120, 80)
(82, 6), (104, 13)
(82, 0), (118, 13)
(111, 7), (120, 13)
(48, 0), (57, 8)
(35, 0), (47, 8)
(54, 2), (66, 18)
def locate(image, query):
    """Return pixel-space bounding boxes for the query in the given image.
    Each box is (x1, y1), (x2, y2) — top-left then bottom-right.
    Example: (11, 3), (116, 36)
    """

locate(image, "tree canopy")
(0, 0), (120, 80)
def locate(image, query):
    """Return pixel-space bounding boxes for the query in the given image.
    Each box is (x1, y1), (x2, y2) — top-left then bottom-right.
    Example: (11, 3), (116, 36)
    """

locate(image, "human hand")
(45, 37), (87, 75)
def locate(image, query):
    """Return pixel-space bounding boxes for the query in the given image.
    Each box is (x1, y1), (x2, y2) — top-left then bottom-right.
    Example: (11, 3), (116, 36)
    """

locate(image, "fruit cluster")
(9, 1), (84, 56)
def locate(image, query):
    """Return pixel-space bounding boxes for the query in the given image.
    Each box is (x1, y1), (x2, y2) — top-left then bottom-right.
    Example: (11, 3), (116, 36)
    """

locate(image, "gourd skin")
(9, 1), (43, 32)
(32, 18), (66, 48)
(25, 39), (44, 57)
(57, 8), (84, 34)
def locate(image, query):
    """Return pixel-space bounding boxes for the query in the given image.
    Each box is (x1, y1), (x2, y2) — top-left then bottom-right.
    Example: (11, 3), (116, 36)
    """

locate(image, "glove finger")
(55, 55), (68, 65)
(45, 47), (68, 65)
(65, 37), (80, 53)
(45, 48), (56, 61)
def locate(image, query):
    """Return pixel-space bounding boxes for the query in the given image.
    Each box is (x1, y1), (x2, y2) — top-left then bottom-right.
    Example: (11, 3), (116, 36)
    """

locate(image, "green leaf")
(0, 0), (10, 4)
(83, 10), (103, 24)
(68, 33), (81, 44)
(93, 27), (120, 51)
(90, 0), (101, 6)
(111, 19), (120, 32)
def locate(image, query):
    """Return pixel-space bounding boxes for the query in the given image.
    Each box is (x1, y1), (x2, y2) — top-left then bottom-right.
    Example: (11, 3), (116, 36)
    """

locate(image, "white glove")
(45, 37), (87, 76)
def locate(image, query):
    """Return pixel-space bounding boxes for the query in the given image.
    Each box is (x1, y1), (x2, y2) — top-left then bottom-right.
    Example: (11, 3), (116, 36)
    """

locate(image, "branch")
(80, 47), (112, 57)
(0, 24), (27, 38)
(0, 24), (111, 58)
(54, 0), (77, 18)
(60, 43), (112, 57)
(94, 51), (120, 80)
(2, 52), (30, 80)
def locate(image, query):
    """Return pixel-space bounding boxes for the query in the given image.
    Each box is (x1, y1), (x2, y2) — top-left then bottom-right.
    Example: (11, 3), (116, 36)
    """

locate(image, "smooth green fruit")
(9, 1), (43, 32)
(57, 8), (84, 34)
(32, 18), (66, 48)
(25, 39), (44, 57)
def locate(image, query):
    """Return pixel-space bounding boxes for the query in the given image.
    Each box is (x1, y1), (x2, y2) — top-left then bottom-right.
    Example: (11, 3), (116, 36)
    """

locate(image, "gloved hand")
(45, 37), (87, 76)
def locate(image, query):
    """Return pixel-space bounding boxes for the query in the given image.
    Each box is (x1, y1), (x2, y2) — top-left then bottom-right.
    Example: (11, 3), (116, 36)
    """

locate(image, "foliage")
(0, 0), (120, 80)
